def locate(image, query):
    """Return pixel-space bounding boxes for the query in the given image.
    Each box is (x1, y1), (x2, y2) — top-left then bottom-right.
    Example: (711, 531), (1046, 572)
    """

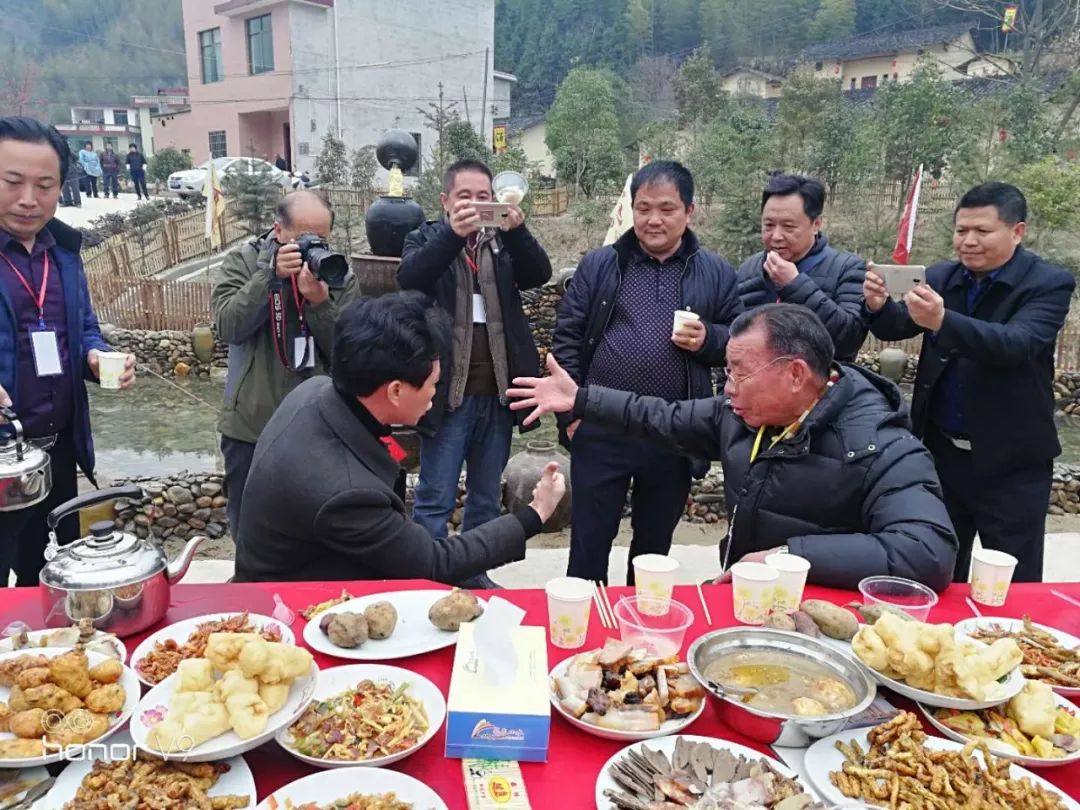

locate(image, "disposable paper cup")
(673, 309), (700, 332)
(545, 576), (593, 649)
(970, 548), (1018, 607)
(97, 352), (128, 390)
(633, 554), (679, 615)
(764, 552), (811, 613)
(730, 561), (778, 625)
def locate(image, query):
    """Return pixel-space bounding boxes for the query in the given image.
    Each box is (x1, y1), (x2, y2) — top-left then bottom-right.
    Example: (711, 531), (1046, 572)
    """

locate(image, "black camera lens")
(294, 233), (349, 289)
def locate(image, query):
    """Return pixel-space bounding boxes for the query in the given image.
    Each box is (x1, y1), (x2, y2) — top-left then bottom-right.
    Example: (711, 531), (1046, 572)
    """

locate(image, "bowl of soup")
(688, 627), (876, 747)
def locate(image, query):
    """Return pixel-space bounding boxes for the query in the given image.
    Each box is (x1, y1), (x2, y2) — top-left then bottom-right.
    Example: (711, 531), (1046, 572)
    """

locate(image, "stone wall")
(100, 325), (228, 378)
(111, 472), (228, 541)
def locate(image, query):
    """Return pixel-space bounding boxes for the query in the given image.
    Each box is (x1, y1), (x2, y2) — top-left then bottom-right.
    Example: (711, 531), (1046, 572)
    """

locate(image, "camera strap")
(269, 276), (312, 372)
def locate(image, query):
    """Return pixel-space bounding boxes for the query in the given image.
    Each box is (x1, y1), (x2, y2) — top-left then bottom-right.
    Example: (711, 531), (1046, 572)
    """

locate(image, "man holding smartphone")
(398, 159), (552, 588)
(863, 182), (1074, 583)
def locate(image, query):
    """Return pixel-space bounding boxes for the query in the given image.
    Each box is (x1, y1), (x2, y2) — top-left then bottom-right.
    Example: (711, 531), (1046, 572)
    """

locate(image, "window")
(76, 108), (105, 125)
(860, 76), (877, 89)
(209, 130), (227, 159)
(814, 61), (823, 71)
(199, 28), (223, 83)
(246, 14), (274, 75)
(406, 133), (422, 177)
(113, 109), (129, 126)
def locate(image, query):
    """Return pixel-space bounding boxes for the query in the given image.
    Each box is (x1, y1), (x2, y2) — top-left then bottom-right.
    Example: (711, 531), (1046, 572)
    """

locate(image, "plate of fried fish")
(0, 646), (138, 767)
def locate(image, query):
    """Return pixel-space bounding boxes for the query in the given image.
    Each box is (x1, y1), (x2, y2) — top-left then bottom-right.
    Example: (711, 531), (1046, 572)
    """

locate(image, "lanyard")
(747, 374), (838, 463)
(269, 275), (309, 371)
(0, 251), (49, 328)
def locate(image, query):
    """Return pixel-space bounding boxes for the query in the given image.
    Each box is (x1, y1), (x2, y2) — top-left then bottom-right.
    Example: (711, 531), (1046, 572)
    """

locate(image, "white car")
(168, 157), (295, 198)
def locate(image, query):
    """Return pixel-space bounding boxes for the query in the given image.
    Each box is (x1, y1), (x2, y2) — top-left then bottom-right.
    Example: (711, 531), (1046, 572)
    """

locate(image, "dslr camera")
(295, 233), (349, 289)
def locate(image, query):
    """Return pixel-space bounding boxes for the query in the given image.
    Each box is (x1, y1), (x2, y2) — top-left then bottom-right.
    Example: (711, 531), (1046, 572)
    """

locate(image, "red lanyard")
(269, 275), (309, 371)
(0, 251), (49, 328)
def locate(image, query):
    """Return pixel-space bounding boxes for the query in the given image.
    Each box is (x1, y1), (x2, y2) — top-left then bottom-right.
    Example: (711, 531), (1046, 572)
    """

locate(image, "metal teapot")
(39, 485), (206, 637)
(0, 407), (51, 512)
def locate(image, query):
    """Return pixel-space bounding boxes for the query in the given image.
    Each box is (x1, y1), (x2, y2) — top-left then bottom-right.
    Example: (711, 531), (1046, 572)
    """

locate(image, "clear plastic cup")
(970, 549), (1018, 607)
(613, 596), (693, 657)
(545, 576), (593, 649)
(764, 552), (811, 613)
(97, 352), (128, 390)
(730, 562), (778, 625)
(633, 553), (679, 615)
(673, 309), (700, 333)
(858, 575), (939, 621)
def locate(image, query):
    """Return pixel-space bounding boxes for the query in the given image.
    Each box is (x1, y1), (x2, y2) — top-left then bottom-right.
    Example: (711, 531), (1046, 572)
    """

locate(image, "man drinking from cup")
(550, 160), (742, 585)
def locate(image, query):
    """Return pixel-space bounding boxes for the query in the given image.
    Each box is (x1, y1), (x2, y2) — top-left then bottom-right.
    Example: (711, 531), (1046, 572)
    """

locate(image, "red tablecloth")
(4, 580), (1079, 807)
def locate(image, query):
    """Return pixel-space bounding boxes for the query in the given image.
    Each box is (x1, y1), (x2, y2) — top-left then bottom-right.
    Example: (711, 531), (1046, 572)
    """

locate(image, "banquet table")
(3, 579), (1078, 808)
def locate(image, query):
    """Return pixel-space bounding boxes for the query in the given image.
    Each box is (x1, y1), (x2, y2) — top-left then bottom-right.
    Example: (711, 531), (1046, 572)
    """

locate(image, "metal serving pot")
(0, 407), (51, 512)
(688, 626), (876, 748)
(39, 485), (205, 638)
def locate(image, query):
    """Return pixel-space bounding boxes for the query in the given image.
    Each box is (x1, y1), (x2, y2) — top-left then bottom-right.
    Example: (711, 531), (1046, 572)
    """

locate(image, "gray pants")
(220, 435), (256, 545)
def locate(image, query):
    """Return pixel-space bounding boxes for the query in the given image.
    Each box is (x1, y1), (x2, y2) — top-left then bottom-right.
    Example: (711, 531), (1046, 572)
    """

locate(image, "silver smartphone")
(472, 201), (510, 226)
(874, 264), (926, 299)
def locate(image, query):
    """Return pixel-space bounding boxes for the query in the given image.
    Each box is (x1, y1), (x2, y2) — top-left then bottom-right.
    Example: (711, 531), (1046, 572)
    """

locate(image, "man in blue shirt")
(863, 182), (1074, 583)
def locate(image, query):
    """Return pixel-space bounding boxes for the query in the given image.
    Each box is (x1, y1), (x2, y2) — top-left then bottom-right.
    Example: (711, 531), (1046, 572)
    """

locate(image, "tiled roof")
(800, 22), (975, 62)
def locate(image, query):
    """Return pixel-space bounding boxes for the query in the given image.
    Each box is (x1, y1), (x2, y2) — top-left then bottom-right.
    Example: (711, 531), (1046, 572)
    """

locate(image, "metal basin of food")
(688, 627), (876, 748)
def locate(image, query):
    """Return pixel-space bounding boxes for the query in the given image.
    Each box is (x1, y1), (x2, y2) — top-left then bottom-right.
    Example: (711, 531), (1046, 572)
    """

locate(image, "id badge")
(472, 293), (487, 324)
(30, 329), (62, 376)
(293, 336), (316, 369)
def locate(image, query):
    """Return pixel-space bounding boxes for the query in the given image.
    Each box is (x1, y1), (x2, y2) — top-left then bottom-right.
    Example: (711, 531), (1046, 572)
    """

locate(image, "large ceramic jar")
(364, 196), (425, 257)
(502, 440), (571, 532)
(877, 347), (908, 382)
(192, 322), (215, 363)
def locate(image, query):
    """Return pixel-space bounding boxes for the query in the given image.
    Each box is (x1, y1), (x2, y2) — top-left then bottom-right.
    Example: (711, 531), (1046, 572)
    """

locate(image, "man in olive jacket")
(509, 304), (957, 592)
(212, 190), (359, 540)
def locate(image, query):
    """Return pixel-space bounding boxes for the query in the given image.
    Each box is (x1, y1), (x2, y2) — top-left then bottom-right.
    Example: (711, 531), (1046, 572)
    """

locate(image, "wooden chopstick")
(599, 582), (616, 628)
(697, 579), (713, 625)
(591, 582), (613, 629)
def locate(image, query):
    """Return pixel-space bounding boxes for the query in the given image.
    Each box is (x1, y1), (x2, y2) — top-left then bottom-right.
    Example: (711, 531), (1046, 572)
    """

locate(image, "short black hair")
(761, 174), (826, 220)
(0, 117), (70, 182)
(729, 303), (834, 378)
(276, 189), (335, 229)
(129, 143), (138, 149)
(630, 160), (694, 208)
(442, 159), (492, 194)
(955, 181), (1027, 225)
(332, 291), (451, 398)
(83, 141), (92, 148)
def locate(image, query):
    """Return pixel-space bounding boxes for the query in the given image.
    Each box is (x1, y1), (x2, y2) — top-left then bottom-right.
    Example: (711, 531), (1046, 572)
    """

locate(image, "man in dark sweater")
(100, 145), (120, 199)
(126, 144), (149, 200)
(551, 161), (742, 584)
(234, 292), (566, 583)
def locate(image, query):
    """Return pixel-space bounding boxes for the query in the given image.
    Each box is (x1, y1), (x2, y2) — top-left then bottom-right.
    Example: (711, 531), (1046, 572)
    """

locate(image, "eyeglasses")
(723, 356), (796, 390)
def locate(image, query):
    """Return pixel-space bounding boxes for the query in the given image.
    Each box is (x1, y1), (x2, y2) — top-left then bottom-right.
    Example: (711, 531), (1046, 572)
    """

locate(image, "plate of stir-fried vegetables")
(276, 664), (445, 769)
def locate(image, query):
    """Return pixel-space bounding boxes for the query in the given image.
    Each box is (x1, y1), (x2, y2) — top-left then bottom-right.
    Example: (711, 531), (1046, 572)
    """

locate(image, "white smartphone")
(873, 264), (926, 299)
(472, 201), (510, 226)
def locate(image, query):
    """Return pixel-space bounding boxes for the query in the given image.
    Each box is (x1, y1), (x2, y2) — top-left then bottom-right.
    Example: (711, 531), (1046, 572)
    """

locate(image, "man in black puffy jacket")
(511, 304), (957, 592)
(737, 174), (867, 360)
(551, 160), (742, 584)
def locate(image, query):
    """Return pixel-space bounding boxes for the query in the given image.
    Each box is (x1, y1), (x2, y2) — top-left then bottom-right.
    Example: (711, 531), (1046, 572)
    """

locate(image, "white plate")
(804, 728), (1080, 810)
(130, 612), (294, 688)
(276, 663), (446, 769)
(0, 627), (127, 663)
(130, 660), (318, 762)
(302, 590), (487, 661)
(918, 690), (1080, 768)
(594, 734), (807, 810)
(257, 766), (448, 810)
(955, 617), (1080, 698)
(46, 728), (256, 807)
(850, 629), (1025, 710)
(0, 647), (138, 768)
(549, 654), (705, 742)
(0, 767), (48, 807)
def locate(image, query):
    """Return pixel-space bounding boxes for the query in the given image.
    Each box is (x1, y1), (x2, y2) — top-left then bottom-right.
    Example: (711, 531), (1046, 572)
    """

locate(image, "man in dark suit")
(233, 291), (566, 584)
(864, 182), (1074, 583)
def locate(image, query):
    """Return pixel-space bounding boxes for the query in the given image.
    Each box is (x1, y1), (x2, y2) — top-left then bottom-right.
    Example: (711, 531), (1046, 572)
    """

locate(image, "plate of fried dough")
(0, 646), (139, 767)
(804, 711), (1079, 810)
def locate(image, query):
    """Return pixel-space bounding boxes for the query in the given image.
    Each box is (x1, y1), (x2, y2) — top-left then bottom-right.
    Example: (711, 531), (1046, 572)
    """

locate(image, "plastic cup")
(970, 549), (1018, 607)
(764, 553), (811, 613)
(545, 576), (593, 649)
(858, 575), (939, 621)
(730, 562), (778, 625)
(97, 352), (128, 390)
(673, 309), (700, 333)
(633, 553), (679, 615)
(613, 596), (693, 657)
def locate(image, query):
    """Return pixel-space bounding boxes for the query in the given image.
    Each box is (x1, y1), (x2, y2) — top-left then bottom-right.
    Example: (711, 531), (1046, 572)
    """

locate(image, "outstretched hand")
(506, 353), (579, 426)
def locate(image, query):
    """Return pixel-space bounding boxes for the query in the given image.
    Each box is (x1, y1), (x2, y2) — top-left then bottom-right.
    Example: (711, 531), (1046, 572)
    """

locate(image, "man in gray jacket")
(509, 304), (957, 591)
(234, 292), (565, 583)
(737, 175), (867, 360)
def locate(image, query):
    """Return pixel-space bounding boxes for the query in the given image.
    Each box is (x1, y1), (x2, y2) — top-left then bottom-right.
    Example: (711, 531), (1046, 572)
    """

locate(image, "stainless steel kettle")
(0, 406), (51, 512)
(39, 485), (206, 637)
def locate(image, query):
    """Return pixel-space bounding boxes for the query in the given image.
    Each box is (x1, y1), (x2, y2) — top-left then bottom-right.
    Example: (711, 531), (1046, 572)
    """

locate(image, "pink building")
(155, 0), (511, 176)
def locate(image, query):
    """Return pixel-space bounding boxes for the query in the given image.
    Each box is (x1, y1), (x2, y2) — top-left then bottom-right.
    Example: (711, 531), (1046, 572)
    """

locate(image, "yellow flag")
(1002, 5), (1018, 32)
(204, 158), (226, 249)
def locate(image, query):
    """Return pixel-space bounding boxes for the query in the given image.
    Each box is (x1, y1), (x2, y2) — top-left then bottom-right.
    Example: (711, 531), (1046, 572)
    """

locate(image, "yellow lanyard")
(748, 376), (837, 464)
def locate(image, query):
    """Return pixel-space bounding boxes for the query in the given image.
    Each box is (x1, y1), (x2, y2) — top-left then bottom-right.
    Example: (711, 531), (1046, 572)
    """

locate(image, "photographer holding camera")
(212, 190), (359, 543)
